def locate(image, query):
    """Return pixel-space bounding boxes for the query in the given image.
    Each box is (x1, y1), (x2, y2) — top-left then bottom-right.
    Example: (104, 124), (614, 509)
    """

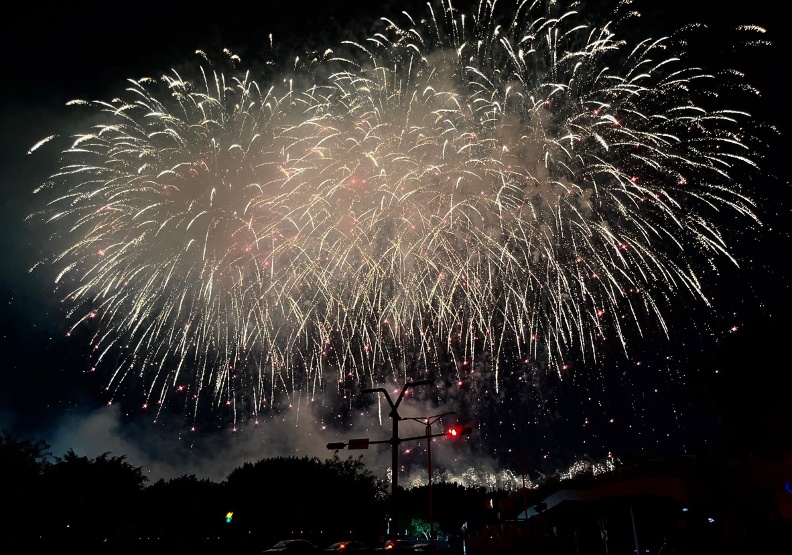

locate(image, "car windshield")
(274, 540), (313, 549)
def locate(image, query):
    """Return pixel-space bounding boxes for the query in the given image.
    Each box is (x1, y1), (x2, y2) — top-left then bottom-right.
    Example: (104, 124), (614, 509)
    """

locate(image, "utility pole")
(326, 378), (471, 546)
(362, 379), (433, 539)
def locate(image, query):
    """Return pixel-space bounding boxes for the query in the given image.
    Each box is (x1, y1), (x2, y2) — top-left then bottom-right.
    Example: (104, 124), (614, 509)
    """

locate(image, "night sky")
(0, 0), (789, 487)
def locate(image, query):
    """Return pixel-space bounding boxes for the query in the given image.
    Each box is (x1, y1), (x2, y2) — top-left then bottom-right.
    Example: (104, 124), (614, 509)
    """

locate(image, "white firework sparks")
(29, 0), (768, 423)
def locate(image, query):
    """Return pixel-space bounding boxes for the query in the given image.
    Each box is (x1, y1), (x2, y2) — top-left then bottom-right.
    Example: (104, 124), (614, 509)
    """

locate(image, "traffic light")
(446, 425), (472, 438)
(225, 511), (234, 523)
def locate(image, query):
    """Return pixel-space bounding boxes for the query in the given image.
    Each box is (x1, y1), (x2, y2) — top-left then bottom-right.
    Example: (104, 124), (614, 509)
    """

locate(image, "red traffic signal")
(446, 425), (472, 438)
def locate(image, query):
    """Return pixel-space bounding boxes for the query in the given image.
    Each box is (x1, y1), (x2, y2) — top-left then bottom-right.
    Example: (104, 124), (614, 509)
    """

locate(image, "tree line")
(0, 430), (499, 555)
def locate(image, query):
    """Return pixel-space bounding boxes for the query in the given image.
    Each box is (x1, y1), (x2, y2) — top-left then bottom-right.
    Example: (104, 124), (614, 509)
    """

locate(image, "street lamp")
(327, 379), (434, 541)
(361, 379), (433, 502)
(325, 379), (472, 548)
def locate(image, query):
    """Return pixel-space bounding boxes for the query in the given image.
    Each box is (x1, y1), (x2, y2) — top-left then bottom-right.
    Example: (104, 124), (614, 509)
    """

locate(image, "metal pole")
(427, 421), (435, 555)
(630, 505), (640, 555)
(362, 380), (434, 543)
(521, 455), (528, 554)
(407, 414), (454, 555)
(391, 407), (400, 537)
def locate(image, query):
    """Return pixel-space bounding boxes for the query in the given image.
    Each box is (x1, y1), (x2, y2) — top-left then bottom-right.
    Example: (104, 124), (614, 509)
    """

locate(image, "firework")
(29, 0), (767, 422)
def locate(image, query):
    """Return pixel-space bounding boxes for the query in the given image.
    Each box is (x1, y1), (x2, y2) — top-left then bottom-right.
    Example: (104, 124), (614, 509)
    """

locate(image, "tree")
(39, 449), (148, 550)
(224, 454), (388, 547)
(0, 430), (51, 548)
(409, 517), (443, 540)
(138, 474), (227, 553)
(399, 481), (495, 540)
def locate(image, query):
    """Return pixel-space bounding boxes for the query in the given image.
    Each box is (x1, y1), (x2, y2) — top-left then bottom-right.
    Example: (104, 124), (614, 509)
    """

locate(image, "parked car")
(263, 539), (322, 555)
(412, 543), (447, 554)
(375, 539), (415, 554)
(325, 540), (373, 555)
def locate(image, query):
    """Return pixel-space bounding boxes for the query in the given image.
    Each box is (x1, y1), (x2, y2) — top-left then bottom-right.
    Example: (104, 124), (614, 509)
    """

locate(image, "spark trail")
(29, 0), (768, 424)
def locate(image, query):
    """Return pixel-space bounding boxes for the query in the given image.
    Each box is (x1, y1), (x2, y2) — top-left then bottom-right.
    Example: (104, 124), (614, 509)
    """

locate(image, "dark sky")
(0, 0), (789, 486)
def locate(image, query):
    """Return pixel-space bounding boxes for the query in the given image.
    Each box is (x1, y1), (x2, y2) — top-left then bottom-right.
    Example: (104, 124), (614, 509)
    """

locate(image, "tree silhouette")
(223, 454), (388, 547)
(38, 449), (148, 551)
(138, 474), (226, 553)
(0, 430), (51, 549)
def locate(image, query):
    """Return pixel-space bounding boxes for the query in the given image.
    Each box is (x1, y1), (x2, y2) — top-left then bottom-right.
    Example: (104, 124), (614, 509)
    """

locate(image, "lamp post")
(325, 379), (471, 546)
(362, 379), (433, 535)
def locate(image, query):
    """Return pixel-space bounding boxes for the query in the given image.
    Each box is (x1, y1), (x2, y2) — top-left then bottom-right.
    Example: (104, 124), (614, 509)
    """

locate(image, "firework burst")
(29, 0), (768, 423)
